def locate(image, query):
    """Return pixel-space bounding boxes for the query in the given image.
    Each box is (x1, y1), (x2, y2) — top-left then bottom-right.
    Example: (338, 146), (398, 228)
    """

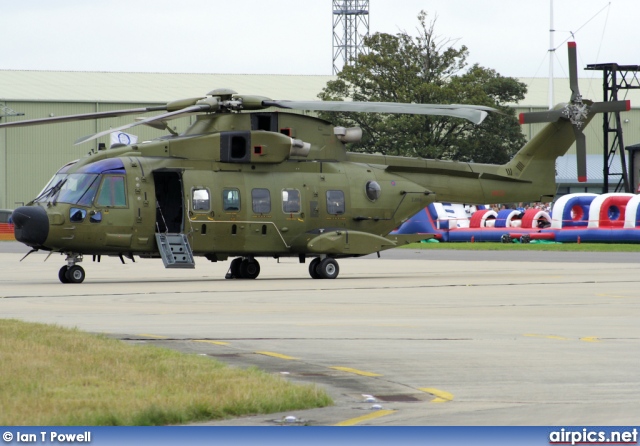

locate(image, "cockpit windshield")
(35, 173), (100, 205)
(34, 161), (77, 203)
(34, 158), (126, 205)
(57, 174), (101, 205)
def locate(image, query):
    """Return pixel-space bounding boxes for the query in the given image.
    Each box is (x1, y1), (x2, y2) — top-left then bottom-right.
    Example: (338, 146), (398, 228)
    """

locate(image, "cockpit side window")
(96, 176), (127, 207)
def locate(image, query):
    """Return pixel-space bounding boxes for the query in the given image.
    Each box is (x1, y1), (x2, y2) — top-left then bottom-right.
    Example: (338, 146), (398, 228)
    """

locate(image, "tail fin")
(506, 107), (595, 186)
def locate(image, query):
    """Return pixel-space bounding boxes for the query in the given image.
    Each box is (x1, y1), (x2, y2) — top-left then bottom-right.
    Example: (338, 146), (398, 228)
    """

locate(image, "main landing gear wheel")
(226, 258), (243, 279)
(239, 259), (260, 279)
(58, 266), (70, 283)
(309, 258), (322, 279)
(67, 265), (86, 283)
(58, 265), (85, 284)
(226, 257), (260, 279)
(315, 258), (339, 279)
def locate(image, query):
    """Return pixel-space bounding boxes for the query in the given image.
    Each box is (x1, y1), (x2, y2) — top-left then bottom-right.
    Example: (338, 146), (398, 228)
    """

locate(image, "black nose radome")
(12, 206), (49, 248)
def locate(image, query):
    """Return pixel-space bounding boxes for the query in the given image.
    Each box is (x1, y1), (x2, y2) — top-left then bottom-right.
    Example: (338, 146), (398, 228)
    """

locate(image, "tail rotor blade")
(590, 100), (631, 114)
(568, 42), (580, 102)
(519, 109), (564, 124)
(573, 126), (587, 182)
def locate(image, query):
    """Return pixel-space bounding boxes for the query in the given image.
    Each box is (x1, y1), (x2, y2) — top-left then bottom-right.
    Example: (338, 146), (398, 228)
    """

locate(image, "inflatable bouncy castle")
(393, 193), (640, 243)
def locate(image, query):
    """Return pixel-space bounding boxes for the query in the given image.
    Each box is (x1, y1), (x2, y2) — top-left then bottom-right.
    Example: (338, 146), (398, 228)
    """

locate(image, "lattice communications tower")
(332, 0), (370, 74)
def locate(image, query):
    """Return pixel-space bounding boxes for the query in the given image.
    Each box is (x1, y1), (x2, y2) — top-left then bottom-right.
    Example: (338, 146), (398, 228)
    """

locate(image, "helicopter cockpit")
(34, 158), (126, 209)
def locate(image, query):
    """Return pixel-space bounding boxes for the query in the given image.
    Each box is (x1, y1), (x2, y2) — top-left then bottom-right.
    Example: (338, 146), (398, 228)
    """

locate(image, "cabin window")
(252, 188), (271, 214)
(96, 176), (126, 207)
(282, 189), (301, 213)
(365, 181), (382, 201)
(192, 188), (210, 211)
(223, 189), (241, 212)
(326, 190), (345, 215)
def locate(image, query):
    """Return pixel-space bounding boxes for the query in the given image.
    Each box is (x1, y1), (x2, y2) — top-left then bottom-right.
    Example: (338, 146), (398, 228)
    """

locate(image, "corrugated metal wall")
(1, 101), (194, 208)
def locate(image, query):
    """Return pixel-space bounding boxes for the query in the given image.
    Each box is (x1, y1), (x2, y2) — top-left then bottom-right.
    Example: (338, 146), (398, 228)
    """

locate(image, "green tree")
(319, 11), (527, 164)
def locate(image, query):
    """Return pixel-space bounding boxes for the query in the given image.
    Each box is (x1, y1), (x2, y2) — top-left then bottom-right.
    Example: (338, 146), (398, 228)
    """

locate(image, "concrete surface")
(1, 242), (638, 425)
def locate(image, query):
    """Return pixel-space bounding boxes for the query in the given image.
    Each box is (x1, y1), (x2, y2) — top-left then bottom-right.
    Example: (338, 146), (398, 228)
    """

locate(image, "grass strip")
(0, 319), (331, 425)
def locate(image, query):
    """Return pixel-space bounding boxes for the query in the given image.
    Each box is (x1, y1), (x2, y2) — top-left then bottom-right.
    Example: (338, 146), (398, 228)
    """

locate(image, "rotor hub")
(562, 99), (589, 128)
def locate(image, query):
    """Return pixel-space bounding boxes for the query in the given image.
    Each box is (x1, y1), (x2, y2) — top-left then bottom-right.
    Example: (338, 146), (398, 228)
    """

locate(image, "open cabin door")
(152, 170), (195, 268)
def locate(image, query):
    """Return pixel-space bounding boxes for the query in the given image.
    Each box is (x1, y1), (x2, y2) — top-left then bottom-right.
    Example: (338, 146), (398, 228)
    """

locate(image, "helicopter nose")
(12, 206), (50, 248)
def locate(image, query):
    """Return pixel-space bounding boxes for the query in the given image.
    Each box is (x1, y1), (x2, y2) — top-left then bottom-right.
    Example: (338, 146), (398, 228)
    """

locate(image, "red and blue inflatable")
(393, 193), (640, 243)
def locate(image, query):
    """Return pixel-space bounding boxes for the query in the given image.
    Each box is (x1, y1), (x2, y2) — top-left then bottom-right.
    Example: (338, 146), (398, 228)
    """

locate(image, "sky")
(1, 0), (637, 79)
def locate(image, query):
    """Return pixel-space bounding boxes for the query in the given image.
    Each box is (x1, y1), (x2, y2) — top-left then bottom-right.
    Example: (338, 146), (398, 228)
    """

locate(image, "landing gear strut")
(225, 257), (261, 279)
(58, 253), (85, 284)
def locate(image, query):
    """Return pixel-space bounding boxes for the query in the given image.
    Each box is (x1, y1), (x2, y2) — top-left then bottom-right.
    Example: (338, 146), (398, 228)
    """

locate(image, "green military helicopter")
(2, 42), (629, 283)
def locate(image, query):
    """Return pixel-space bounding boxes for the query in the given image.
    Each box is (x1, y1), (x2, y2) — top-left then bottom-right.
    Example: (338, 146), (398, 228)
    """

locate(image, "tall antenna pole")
(332, 0), (370, 74)
(548, 0), (555, 109)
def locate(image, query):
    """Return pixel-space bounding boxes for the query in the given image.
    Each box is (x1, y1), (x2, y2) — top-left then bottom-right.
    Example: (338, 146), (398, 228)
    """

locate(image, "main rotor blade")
(574, 126), (587, 182)
(264, 100), (496, 125)
(0, 106), (167, 129)
(74, 104), (210, 145)
(568, 42), (580, 102)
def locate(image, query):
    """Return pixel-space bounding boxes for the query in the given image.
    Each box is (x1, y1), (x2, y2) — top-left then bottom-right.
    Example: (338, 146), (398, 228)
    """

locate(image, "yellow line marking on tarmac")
(524, 333), (570, 341)
(255, 351), (297, 360)
(330, 366), (382, 377)
(580, 336), (601, 343)
(597, 293), (636, 299)
(419, 388), (454, 403)
(194, 340), (230, 346)
(138, 334), (168, 339)
(296, 324), (418, 327)
(334, 410), (397, 426)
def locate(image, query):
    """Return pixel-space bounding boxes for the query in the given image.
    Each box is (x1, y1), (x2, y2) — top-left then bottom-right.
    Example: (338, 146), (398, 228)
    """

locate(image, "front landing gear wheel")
(317, 258), (339, 279)
(309, 258), (322, 279)
(66, 265), (86, 283)
(58, 266), (70, 283)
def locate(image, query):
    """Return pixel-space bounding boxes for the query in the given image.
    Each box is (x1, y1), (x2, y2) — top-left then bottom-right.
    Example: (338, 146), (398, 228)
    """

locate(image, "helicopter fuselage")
(11, 91), (608, 283)
(13, 112), (436, 282)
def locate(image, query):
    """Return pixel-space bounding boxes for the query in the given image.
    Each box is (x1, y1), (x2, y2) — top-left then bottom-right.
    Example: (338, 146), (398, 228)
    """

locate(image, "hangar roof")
(0, 70), (335, 103)
(0, 70), (638, 107)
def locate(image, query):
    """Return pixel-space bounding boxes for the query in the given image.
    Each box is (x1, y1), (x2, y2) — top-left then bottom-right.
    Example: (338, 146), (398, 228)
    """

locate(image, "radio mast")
(332, 0), (370, 74)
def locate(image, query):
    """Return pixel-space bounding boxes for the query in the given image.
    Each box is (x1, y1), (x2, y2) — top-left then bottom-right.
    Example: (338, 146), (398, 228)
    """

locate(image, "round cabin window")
(365, 181), (381, 201)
